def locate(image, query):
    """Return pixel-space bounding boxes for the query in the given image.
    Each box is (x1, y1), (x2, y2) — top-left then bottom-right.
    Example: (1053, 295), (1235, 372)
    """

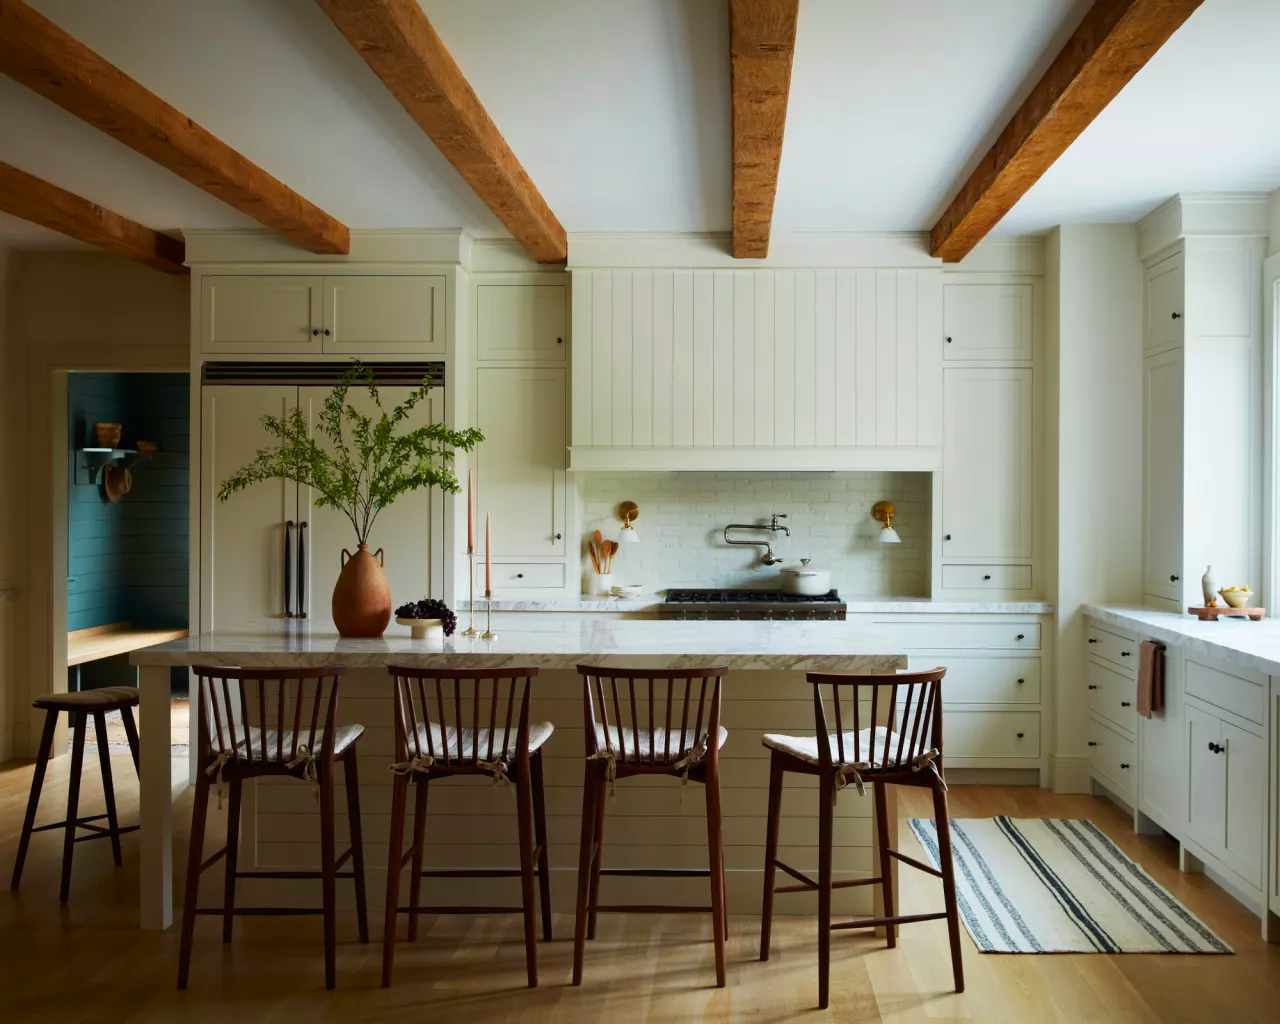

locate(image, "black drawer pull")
(1016, 732), (1025, 739)
(1171, 312), (1181, 320)
(946, 336), (953, 343)
(1120, 763), (1130, 769)
(1120, 650), (1131, 657)
(1087, 638), (1097, 644)
(983, 574), (992, 580)
(1170, 574), (1179, 582)
(1120, 701), (1131, 707)
(1087, 741), (1098, 747)
(1016, 678), (1025, 684)
(557, 336), (563, 344)
(515, 573), (524, 579)
(1015, 634), (1025, 640)
(1088, 684), (1098, 690)
(944, 534), (951, 541)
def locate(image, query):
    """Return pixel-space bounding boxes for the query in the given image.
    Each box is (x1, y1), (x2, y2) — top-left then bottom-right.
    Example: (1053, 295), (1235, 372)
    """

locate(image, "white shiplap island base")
(132, 616), (907, 930)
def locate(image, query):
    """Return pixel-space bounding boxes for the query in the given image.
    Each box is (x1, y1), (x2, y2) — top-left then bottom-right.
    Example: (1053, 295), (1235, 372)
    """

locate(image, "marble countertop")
(461, 596), (1054, 615)
(1083, 603), (1280, 679)
(131, 614), (908, 672)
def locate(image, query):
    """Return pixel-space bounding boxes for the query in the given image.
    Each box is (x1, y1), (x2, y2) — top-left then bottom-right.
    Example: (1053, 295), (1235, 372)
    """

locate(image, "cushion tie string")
(671, 733), (710, 803)
(285, 744), (320, 801)
(910, 748), (947, 792)
(587, 749), (618, 802)
(205, 750), (233, 810)
(390, 754), (435, 775)
(833, 762), (871, 804)
(476, 757), (513, 793)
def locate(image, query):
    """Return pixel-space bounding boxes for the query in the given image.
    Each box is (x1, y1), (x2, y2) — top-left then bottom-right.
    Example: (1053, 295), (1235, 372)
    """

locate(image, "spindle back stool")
(759, 667), (962, 1009)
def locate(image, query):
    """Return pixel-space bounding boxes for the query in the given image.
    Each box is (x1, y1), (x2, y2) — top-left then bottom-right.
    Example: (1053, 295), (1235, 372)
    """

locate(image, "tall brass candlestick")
(481, 589), (497, 640)
(460, 547), (478, 637)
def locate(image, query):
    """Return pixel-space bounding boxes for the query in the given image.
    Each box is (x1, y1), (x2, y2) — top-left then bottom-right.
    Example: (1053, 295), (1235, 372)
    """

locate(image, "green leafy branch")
(217, 361), (483, 545)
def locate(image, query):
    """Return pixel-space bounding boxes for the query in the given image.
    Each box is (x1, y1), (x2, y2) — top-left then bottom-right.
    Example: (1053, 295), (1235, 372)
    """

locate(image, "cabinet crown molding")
(184, 228), (471, 266)
(1137, 193), (1271, 262)
(566, 232), (940, 270)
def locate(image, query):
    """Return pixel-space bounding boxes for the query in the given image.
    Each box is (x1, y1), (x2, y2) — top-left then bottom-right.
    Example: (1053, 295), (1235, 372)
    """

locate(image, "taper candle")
(485, 511), (492, 592)
(467, 469), (474, 552)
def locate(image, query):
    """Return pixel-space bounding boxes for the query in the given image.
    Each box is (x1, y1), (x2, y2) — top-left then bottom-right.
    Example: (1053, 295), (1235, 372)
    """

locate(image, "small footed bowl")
(611, 584), (644, 599)
(396, 616), (444, 639)
(1218, 589), (1253, 609)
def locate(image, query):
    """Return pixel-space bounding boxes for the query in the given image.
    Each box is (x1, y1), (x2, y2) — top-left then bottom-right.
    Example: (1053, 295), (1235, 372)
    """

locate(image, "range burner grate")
(664, 588), (841, 604)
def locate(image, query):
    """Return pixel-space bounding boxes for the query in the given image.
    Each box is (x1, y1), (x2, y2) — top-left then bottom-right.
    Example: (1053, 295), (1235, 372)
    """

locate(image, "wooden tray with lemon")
(1188, 586), (1265, 621)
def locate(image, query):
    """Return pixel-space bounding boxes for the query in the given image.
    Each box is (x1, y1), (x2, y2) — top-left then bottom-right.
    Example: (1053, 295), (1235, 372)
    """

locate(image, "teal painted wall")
(67, 372), (189, 634)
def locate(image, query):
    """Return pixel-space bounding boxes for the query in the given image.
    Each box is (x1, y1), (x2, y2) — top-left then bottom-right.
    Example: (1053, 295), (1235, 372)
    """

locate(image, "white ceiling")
(0, 0), (1276, 252)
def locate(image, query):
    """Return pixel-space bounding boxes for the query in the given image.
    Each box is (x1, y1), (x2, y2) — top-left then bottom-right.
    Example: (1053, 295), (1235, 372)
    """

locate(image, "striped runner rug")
(908, 816), (1232, 954)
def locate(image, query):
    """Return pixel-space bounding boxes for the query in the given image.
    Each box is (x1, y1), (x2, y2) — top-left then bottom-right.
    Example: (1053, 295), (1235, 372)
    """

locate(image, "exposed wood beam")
(314, 0), (566, 264)
(0, 161), (186, 273)
(730, 0), (799, 259)
(930, 0), (1203, 263)
(0, 0), (348, 254)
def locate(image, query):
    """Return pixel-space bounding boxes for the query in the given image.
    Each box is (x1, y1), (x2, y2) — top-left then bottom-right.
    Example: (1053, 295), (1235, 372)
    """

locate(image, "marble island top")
(131, 614), (908, 672)
(462, 596), (1054, 614)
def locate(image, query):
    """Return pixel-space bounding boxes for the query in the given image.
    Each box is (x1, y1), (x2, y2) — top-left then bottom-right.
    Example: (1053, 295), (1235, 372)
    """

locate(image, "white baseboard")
(946, 768), (1041, 787)
(1049, 754), (1091, 794)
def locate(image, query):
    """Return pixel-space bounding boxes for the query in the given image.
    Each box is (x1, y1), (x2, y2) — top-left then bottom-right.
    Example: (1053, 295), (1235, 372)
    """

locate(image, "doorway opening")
(65, 371), (190, 757)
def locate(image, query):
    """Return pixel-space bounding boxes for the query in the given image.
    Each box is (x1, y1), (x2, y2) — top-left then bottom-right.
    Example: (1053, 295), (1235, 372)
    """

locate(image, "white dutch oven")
(780, 559), (832, 597)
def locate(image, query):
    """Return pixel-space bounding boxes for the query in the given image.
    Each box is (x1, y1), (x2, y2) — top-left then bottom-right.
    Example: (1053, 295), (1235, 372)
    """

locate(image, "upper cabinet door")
(200, 385), (299, 629)
(476, 367), (567, 558)
(297, 385), (445, 616)
(942, 368), (1033, 559)
(1143, 349), (1184, 601)
(477, 284), (567, 360)
(322, 275), (445, 355)
(1145, 253), (1184, 353)
(201, 276), (322, 354)
(943, 283), (1033, 361)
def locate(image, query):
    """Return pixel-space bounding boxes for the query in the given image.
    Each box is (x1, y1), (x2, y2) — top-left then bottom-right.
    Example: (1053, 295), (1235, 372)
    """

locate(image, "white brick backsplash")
(577, 472), (930, 596)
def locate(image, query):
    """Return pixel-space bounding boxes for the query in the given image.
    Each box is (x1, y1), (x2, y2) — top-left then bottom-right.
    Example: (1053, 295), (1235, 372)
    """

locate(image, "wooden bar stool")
(573, 664), (728, 988)
(759, 667), (962, 1009)
(382, 666), (553, 989)
(11, 686), (141, 902)
(178, 666), (369, 991)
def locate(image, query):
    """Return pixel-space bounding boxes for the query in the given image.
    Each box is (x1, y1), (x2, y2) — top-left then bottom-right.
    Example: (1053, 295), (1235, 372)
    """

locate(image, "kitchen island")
(132, 616), (907, 930)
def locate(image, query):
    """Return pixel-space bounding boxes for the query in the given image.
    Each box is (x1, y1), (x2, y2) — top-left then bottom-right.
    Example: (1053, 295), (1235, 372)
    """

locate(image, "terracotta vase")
(332, 544), (392, 638)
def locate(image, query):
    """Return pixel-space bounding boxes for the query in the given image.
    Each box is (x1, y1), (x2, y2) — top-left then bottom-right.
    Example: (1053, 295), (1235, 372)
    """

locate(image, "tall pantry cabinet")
(1140, 233), (1265, 610)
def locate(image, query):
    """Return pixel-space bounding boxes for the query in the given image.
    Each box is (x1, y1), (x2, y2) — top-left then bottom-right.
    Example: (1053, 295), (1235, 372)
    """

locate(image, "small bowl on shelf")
(395, 616), (444, 640)
(94, 422), (122, 448)
(611, 584), (644, 599)
(1218, 588), (1253, 609)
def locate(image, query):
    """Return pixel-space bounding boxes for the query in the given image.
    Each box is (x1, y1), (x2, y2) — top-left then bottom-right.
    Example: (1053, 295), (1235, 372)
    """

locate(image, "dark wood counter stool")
(573, 664), (728, 988)
(759, 667), (962, 1009)
(382, 666), (553, 989)
(178, 666), (369, 991)
(11, 686), (141, 902)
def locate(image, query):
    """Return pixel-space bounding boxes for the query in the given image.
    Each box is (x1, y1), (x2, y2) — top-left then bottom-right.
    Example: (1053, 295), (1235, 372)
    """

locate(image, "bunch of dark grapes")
(394, 598), (458, 636)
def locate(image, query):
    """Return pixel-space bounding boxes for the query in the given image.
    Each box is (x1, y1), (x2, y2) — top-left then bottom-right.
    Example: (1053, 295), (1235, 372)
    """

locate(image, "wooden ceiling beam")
(730, 0), (800, 259)
(0, 161), (186, 273)
(0, 0), (348, 254)
(930, 0), (1203, 263)
(314, 0), (566, 264)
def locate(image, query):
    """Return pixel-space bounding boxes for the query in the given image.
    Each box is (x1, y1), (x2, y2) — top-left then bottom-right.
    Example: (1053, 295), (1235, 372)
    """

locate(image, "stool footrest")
(234, 869), (361, 880)
(591, 904), (712, 914)
(830, 911), (947, 931)
(887, 848), (943, 878)
(399, 904), (526, 915)
(775, 875), (881, 894)
(30, 813), (111, 834)
(73, 825), (139, 844)
(417, 867), (524, 878)
(599, 867), (710, 878)
(193, 907), (325, 917)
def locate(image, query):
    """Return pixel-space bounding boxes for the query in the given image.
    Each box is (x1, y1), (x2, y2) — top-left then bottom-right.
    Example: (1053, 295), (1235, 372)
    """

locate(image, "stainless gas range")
(659, 589), (847, 621)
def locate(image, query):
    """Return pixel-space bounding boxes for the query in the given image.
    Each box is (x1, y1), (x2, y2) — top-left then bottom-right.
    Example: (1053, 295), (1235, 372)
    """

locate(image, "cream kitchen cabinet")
(941, 367), (1033, 560)
(1142, 347), (1184, 602)
(477, 282), (566, 361)
(474, 366), (568, 563)
(1144, 252), (1184, 353)
(201, 274), (445, 355)
(943, 282), (1034, 362)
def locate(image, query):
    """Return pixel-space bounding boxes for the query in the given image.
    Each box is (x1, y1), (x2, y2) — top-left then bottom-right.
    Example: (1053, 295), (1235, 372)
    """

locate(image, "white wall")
(1046, 225), (1144, 793)
(578, 470), (929, 596)
(4, 251), (188, 759)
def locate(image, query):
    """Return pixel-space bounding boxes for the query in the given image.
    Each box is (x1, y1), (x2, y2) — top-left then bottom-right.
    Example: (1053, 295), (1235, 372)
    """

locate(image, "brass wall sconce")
(872, 501), (902, 544)
(618, 501), (640, 544)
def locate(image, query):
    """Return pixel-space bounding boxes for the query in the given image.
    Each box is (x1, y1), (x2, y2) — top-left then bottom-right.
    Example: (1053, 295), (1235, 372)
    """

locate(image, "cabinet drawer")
(944, 711), (1040, 758)
(906, 656), (1040, 704)
(477, 284), (567, 360)
(875, 621), (1040, 650)
(1088, 715), (1135, 797)
(1087, 658), (1138, 735)
(476, 562), (566, 589)
(1085, 624), (1138, 673)
(1185, 659), (1264, 725)
(941, 564), (1032, 590)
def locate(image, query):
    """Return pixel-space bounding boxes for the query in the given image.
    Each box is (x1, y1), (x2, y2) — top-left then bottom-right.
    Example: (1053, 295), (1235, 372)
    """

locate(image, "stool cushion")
(33, 686), (139, 710)
(593, 723), (728, 764)
(409, 720), (554, 763)
(762, 727), (904, 768)
(212, 723), (364, 762)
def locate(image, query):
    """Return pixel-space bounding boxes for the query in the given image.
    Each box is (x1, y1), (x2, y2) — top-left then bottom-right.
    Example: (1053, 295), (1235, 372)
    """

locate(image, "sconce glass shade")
(620, 525), (641, 544)
(877, 525), (902, 544)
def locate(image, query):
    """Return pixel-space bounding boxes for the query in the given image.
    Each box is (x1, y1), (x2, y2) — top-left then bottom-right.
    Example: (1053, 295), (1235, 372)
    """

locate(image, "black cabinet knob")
(946, 336), (952, 343)
(983, 574), (992, 580)
(1016, 678), (1025, 684)
(944, 534), (951, 541)
(1120, 763), (1130, 769)
(1088, 684), (1098, 690)
(312, 328), (320, 336)
(1170, 574), (1179, 582)
(1087, 741), (1098, 747)
(323, 328), (331, 336)
(556, 336), (563, 344)
(515, 573), (524, 579)
(555, 533), (562, 540)
(1171, 312), (1181, 320)
(1016, 732), (1025, 739)
(1120, 651), (1131, 657)
(1120, 701), (1131, 707)
(1087, 638), (1097, 644)
(1015, 634), (1025, 640)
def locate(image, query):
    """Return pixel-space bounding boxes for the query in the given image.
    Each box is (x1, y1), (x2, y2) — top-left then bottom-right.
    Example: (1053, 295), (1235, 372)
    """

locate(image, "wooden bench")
(68, 622), (188, 688)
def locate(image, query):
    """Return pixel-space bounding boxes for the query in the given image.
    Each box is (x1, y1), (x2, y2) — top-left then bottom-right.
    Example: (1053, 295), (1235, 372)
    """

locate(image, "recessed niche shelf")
(75, 447), (155, 487)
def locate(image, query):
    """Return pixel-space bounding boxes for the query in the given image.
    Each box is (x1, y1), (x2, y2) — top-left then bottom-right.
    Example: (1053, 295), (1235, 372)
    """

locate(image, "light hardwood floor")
(1, 753), (1277, 1022)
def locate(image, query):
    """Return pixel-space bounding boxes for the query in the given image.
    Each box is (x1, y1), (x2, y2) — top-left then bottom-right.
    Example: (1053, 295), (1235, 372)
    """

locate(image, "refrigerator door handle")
(284, 520), (295, 618)
(297, 521), (308, 619)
